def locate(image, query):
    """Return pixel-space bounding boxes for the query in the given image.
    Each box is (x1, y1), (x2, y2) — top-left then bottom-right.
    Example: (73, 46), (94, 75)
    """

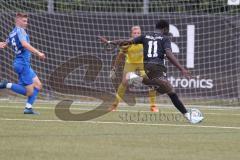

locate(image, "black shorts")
(144, 63), (167, 80)
(143, 63), (173, 94)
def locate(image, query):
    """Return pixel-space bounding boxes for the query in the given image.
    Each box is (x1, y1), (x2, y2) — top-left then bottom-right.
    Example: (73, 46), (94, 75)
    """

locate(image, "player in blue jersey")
(0, 13), (45, 114)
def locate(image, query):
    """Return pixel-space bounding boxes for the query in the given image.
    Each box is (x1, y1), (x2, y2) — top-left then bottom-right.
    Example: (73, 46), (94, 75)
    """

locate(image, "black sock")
(167, 93), (187, 114)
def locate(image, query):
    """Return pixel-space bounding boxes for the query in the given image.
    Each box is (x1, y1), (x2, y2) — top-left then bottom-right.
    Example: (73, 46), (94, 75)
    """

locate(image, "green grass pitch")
(0, 102), (240, 160)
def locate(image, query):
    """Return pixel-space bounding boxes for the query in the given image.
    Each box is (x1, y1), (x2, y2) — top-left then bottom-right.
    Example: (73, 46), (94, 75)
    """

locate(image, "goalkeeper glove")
(110, 67), (117, 79)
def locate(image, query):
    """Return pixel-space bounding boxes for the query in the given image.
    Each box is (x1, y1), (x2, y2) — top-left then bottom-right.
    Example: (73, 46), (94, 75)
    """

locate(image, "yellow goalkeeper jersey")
(120, 44), (143, 64)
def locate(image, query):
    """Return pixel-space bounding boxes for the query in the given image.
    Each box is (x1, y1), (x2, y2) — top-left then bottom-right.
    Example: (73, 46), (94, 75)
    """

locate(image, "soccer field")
(0, 102), (240, 160)
(1, 1), (240, 160)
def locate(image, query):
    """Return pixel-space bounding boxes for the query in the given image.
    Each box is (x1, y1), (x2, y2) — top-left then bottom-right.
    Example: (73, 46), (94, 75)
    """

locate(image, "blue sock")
(11, 84), (27, 95)
(27, 88), (39, 105)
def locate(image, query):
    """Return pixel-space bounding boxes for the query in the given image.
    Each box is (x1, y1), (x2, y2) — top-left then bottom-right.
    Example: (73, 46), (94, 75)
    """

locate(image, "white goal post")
(0, 0), (239, 106)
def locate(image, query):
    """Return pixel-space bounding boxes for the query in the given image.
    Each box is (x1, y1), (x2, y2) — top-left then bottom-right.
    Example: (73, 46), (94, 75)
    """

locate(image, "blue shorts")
(13, 63), (37, 86)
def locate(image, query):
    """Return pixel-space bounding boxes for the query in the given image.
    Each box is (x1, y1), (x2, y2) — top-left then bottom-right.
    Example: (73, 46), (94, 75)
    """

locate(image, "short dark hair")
(155, 20), (169, 30)
(16, 12), (28, 18)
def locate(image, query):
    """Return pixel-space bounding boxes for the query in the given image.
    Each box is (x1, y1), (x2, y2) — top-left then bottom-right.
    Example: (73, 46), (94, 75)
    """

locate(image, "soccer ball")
(188, 108), (204, 124)
(189, 108), (203, 117)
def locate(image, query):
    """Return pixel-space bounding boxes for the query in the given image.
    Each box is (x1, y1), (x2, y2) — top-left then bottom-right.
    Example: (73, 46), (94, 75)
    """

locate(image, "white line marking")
(1, 101), (240, 109)
(1, 118), (240, 130)
(1, 105), (240, 116)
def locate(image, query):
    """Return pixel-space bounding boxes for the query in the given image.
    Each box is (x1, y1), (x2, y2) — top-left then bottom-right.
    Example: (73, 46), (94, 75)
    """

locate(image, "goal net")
(0, 0), (239, 106)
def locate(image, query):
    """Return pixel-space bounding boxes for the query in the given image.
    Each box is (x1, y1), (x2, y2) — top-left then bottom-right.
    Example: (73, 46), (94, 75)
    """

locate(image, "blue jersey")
(6, 27), (31, 65)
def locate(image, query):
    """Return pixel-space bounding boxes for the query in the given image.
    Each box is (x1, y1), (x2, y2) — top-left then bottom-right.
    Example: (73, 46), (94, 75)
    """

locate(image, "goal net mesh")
(0, 0), (239, 106)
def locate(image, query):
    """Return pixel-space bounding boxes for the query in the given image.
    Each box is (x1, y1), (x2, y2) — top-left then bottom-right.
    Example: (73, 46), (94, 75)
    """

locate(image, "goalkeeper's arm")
(110, 50), (126, 79)
(112, 51), (125, 69)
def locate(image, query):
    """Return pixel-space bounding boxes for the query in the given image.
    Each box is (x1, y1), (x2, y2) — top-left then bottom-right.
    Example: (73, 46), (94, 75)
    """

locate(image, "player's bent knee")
(34, 81), (42, 90)
(26, 89), (34, 96)
(154, 79), (173, 94)
(167, 91), (175, 96)
(156, 87), (172, 94)
(35, 83), (42, 90)
(25, 84), (34, 96)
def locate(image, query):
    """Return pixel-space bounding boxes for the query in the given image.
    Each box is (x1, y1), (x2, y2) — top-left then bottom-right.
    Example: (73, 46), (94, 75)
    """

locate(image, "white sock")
(6, 83), (12, 89)
(25, 103), (32, 109)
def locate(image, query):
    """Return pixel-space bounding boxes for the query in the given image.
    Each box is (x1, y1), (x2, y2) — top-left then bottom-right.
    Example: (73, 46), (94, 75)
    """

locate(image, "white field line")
(0, 105), (240, 116)
(0, 100), (240, 109)
(0, 118), (240, 130)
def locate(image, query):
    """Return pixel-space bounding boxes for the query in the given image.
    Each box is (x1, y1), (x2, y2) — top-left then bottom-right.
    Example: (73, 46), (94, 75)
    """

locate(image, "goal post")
(0, 0), (239, 106)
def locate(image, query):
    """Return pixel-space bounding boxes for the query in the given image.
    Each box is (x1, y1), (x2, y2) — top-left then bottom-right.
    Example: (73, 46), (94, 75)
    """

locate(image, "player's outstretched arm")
(0, 42), (7, 49)
(112, 39), (133, 46)
(20, 40), (45, 60)
(98, 36), (133, 46)
(166, 49), (191, 79)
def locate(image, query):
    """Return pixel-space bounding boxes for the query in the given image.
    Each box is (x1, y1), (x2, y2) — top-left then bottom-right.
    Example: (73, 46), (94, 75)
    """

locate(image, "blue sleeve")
(132, 35), (144, 44)
(16, 28), (27, 42)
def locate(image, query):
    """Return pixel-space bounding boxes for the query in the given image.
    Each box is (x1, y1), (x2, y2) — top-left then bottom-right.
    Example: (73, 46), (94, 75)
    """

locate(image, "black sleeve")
(132, 35), (144, 44)
(163, 37), (172, 51)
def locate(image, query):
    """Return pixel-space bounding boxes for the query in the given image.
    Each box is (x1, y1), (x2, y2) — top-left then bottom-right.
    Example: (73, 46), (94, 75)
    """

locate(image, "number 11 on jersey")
(147, 41), (158, 58)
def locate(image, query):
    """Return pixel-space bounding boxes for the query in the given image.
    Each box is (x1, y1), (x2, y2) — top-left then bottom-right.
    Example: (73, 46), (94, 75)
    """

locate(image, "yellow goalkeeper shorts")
(123, 62), (146, 77)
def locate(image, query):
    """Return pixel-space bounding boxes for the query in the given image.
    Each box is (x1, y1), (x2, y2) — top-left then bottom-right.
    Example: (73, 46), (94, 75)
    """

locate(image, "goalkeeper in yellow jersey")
(109, 26), (159, 112)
